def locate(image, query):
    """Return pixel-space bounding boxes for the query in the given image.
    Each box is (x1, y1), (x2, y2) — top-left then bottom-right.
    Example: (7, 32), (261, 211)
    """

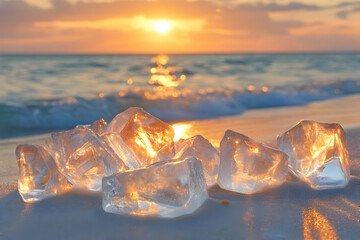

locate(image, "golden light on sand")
(154, 20), (170, 33)
(303, 208), (338, 240)
(172, 123), (193, 141)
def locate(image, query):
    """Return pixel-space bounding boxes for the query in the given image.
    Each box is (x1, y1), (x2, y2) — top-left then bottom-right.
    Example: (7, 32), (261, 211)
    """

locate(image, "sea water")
(0, 53), (360, 138)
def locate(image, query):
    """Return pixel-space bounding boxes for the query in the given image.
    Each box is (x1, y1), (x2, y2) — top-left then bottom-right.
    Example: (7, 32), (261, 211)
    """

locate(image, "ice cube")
(105, 107), (141, 133)
(101, 133), (140, 169)
(218, 130), (288, 194)
(277, 120), (350, 190)
(16, 144), (72, 202)
(102, 157), (208, 218)
(76, 118), (107, 135)
(174, 135), (219, 186)
(87, 118), (108, 135)
(47, 126), (127, 191)
(104, 107), (175, 169)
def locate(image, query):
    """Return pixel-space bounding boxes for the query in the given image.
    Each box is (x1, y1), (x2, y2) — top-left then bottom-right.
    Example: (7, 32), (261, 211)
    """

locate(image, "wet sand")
(0, 95), (359, 240)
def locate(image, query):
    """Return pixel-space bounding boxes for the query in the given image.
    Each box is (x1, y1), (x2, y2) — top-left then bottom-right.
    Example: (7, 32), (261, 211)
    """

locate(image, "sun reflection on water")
(149, 55), (186, 88)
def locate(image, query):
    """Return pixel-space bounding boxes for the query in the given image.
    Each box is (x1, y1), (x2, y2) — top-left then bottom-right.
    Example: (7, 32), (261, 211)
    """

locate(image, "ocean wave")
(0, 79), (359, 138)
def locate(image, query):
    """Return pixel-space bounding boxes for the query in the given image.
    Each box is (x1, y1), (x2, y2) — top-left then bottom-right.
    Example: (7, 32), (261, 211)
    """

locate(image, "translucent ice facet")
(102, 157), (208, 218)
(101, 133), (139, 169)
(174, 135), (220, 186)
(218, 130), (288, 194)
(77, 118), (107, 135)
(105, 107), (141, 133)
(16, 144), (72, 202)
(47, 126), (127, 191)
(104, 107), (175, 169)
(277, 120), (350, 190)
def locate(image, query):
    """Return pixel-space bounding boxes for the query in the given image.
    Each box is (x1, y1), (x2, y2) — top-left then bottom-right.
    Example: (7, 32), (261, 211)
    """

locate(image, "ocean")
(1, 53), (360, 138)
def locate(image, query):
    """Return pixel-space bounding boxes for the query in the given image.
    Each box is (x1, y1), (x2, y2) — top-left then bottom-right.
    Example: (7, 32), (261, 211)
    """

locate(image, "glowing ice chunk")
(102, 157), (208, 218)
(104, 107), (175, 169)
(218, 130), (288, 194)
(277, 120), (350, 190)
(76, 118), (107, 135)
(47, 125), (127, 191)
(16, 144), (72, 202)
(174, 135), (219, 186)
(105, 107), (141, 133)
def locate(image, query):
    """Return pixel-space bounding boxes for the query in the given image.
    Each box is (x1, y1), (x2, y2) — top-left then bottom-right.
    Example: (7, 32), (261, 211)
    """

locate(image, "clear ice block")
(16, 144), (72, 202)
(47, 125), (127, 191)
(277, 120), (350, 190)
(218, 130), (288, 194)
(102, 157), (208, 218)
(76, 118), (107, 135)
(174, 135), (220, 186)
(104, 107), (175, 169)
(105, 107), (141, 133)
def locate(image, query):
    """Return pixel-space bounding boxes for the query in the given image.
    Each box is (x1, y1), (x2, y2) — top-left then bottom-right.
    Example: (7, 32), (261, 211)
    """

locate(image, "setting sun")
(154, 20), (170, 34)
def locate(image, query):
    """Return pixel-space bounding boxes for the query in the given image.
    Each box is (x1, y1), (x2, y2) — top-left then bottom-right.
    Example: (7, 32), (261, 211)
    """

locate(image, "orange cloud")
(34, 15), (205, 33)
(0, 0), (360, 53)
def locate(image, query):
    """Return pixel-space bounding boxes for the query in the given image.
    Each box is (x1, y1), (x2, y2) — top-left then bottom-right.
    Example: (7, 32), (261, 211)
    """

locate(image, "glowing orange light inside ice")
(135, 130), (158, 157)
(310, 135), (334, 164)
(172, 123), (193, 141)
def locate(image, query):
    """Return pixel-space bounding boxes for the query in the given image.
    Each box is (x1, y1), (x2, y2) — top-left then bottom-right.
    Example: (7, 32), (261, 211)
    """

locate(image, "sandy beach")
(2, 0), (360, 238)
(0, 95), (359, 240)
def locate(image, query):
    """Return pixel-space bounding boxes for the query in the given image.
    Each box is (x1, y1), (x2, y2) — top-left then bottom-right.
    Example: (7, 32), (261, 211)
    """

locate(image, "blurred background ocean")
(1, 53), (360, 139)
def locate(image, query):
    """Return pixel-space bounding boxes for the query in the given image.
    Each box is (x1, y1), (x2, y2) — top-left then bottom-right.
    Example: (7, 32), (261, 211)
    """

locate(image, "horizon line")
(1, 50), (360, 56)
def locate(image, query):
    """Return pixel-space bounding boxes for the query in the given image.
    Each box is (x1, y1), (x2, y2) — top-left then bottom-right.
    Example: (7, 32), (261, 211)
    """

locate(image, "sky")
(0, 0), (360, 53)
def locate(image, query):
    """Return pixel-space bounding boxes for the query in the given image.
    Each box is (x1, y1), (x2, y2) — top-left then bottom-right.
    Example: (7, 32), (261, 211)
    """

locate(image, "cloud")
(0, 0), (303, 37)
(203, 7), (304, 35)
(0, 0), (359, 53)
(235, 2), (321, 12)
(23, 0), (53, 9)
(337, 5), (360, 19)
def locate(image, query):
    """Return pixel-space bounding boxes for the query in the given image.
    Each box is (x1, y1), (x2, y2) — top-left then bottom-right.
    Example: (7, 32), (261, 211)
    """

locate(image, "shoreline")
(174, 94), (360, 146)
(2, 93), (360, 142)
(2, 51), (360, 56)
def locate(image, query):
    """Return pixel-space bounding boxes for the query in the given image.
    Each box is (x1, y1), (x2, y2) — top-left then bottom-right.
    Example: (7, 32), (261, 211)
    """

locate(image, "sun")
(154, 20), (170, 34)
